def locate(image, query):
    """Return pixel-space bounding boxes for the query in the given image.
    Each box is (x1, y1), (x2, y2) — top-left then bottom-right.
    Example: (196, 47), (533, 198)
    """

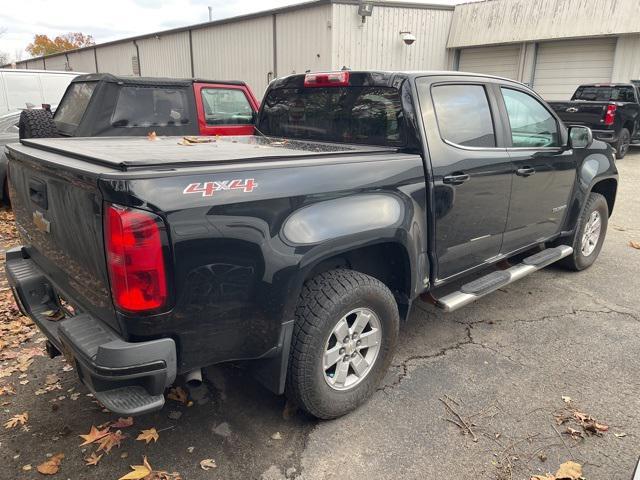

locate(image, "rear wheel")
(557, 192), (608, 271)
(615, 128), (630, 159)
(18, 109), (56, 140)
(286, 269), (399, 419)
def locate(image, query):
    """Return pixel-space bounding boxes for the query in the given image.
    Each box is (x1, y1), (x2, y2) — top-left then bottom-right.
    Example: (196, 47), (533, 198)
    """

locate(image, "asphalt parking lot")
(1, 148), (639, 480)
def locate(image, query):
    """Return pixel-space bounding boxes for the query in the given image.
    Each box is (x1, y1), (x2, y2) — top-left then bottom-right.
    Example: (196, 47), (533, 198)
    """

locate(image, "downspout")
(188, 29), (195, 78)
(42, 55), (46, 70)
(93, 47), (99, 72)
(65, 52), (70, 71)
(133, 40), (141, 76)
(271, 13), (278, 83)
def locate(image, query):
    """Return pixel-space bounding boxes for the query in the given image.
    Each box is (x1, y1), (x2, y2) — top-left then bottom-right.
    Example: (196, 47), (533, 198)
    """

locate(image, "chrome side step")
(436, 245), (573, 312)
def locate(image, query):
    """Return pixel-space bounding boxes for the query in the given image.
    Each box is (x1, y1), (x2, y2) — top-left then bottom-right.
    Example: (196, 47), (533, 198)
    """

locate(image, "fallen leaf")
(37, 453), (64, 475)
(119, 457), (153, 480)
(614, 432), (627, 438)
(271, 431), (283, 440)
(97, 430), (126, 453)
(0, 384), (15, 395)
(85, 452), (103, 466)
(200, 458), (217, 470)
(22, 464), (32, 471)
(565, 427), (583, 439)
(112, 417), (134, 429)
(555, 461), (582, 479)
(561, 396), (572, 404)
(4, 411), (28, 429)
(137, 428), (159, 444)
(629, 241), (640, 250)
(187, 446), (194, 453)
(45, 373), (59, 385)
(167, 387), (187, 404)
(79, 425), (110, 446)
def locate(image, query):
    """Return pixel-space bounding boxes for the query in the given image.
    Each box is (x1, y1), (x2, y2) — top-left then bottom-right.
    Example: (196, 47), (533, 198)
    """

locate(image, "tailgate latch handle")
(29, 178), (48, 210)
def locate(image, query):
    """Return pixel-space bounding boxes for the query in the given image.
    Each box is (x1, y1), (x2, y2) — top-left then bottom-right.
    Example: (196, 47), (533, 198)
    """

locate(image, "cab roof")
(70, 73), (248, 87)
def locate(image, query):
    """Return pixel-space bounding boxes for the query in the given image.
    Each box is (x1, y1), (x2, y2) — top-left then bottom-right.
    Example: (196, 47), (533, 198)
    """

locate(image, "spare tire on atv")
(18, 109), (57, 139)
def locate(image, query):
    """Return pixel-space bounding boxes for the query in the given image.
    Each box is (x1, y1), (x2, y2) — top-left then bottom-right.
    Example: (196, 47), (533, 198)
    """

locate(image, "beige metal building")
(450, 0), (640, 100)
(7, 0), (640, 100)
(8, 1), (454, 97)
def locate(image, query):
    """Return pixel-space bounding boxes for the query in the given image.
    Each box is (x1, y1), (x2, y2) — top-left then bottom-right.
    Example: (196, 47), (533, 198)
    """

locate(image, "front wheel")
(557, 192), (609, 271)
(286, 269), (399, 419)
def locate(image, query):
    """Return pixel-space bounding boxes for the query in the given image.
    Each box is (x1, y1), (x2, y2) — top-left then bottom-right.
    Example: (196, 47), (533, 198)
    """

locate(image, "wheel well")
(306, 242), (412, 313)
(623, 121), (635, 135)
(591, 178), (617, 215)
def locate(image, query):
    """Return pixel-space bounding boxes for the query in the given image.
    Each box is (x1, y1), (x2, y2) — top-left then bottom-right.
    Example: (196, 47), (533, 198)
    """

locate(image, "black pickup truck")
(4, 71), (617, 419)
(548, 83), (640, 159)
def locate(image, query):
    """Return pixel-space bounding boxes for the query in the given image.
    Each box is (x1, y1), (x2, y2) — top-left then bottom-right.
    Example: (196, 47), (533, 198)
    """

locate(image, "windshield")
(257, 86), (404, 146)
(572, 85), (636, 102)
(54, 82), (97, 128)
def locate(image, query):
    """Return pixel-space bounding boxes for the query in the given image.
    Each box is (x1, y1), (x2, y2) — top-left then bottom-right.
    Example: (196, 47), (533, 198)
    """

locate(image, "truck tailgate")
(6, 145), (118, 332)
(550, 101), (608, 127)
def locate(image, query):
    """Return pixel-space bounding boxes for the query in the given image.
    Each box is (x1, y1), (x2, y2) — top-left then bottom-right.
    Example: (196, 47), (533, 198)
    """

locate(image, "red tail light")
(604, 104), (617, 126)
(304, 71), (350, 87)
(104, 203), (168, 313)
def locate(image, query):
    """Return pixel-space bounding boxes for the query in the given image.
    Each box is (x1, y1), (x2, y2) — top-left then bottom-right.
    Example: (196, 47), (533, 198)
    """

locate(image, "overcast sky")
(0, 0), (463, 61)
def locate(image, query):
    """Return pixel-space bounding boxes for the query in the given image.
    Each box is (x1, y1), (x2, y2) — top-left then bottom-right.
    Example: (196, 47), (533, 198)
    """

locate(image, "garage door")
(533, 38), (616, 101)
(458, 45), (521, 80)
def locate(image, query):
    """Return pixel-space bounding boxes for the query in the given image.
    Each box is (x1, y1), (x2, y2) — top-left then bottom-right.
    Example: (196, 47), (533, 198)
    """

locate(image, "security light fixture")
(400, 31), (416, 45)
(358, 2), (373, 23)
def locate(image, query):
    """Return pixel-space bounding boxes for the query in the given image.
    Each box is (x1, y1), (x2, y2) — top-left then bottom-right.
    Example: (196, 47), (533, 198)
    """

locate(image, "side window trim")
(497, 85), (563, 150)
(430, 81), (504, 151)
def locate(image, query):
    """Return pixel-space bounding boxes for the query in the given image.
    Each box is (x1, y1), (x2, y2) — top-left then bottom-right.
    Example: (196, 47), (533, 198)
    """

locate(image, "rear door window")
(54, 81), (96, 128)
(111, 86), (191, 128)
(201, 88), (253, 125)
(431, 84), (496, 148)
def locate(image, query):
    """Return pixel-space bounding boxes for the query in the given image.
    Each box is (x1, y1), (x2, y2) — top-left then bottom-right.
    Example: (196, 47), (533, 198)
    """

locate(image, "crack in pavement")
(379, 300), (639, 393)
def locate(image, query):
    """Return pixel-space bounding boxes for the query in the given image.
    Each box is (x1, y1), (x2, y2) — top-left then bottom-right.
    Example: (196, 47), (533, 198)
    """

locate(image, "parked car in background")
(0, 69), (79, 116)
(4, 71), (617, 420)
(0, 67), (80, 204)
(548, 83), (640, 159)
(18, 73), (260, 139)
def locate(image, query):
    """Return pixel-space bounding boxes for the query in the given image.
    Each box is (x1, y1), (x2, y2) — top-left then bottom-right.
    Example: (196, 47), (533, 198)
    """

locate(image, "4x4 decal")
(183, 179), (257, 197)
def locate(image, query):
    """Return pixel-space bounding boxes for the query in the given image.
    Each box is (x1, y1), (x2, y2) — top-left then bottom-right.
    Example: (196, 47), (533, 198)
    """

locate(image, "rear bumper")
(591, 129), (618, 143)
(5, 246), (176, 415)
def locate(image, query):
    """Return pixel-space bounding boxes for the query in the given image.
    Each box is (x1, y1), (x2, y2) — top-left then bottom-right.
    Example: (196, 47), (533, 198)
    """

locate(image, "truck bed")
(19, 136), (395, 171)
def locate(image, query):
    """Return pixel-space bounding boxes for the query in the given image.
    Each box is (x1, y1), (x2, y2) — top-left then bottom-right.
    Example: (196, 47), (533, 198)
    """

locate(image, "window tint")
(54, 82), (96, 127)
(201, 88), (253, 125)
(501, 88), (559, 148)
(431, 84), (496, 148)
(111, 86), (190, 128)
(572, 85), (636, 102)
(258, 86), (404, 146)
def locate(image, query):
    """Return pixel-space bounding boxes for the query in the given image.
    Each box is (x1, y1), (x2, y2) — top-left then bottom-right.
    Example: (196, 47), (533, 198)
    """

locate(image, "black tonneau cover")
(19, 136), (396, 171)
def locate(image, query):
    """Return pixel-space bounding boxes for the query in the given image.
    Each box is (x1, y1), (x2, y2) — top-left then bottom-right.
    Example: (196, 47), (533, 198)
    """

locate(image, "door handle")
(443, 173), (470, 185)
(516, 167), (536, 177)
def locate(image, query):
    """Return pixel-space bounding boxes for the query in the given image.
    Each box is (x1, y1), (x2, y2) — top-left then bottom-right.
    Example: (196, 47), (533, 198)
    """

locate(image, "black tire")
(18, 109), (56, 140)
(557, 192), (608, 271)
(286, 269), (399, 419)
(615, 128), (630, 159)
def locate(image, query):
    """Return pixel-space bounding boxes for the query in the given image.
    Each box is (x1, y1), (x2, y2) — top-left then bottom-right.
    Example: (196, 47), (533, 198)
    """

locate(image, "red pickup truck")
(18, 73), (260, 140)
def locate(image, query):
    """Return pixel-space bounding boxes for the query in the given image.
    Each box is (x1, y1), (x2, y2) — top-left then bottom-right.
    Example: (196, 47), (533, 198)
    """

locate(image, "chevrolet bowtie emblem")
(33, 210), (51, 233)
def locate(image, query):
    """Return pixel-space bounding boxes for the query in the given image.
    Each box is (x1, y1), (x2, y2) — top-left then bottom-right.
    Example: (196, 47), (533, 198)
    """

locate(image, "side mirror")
(568, 125), (593, 149)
